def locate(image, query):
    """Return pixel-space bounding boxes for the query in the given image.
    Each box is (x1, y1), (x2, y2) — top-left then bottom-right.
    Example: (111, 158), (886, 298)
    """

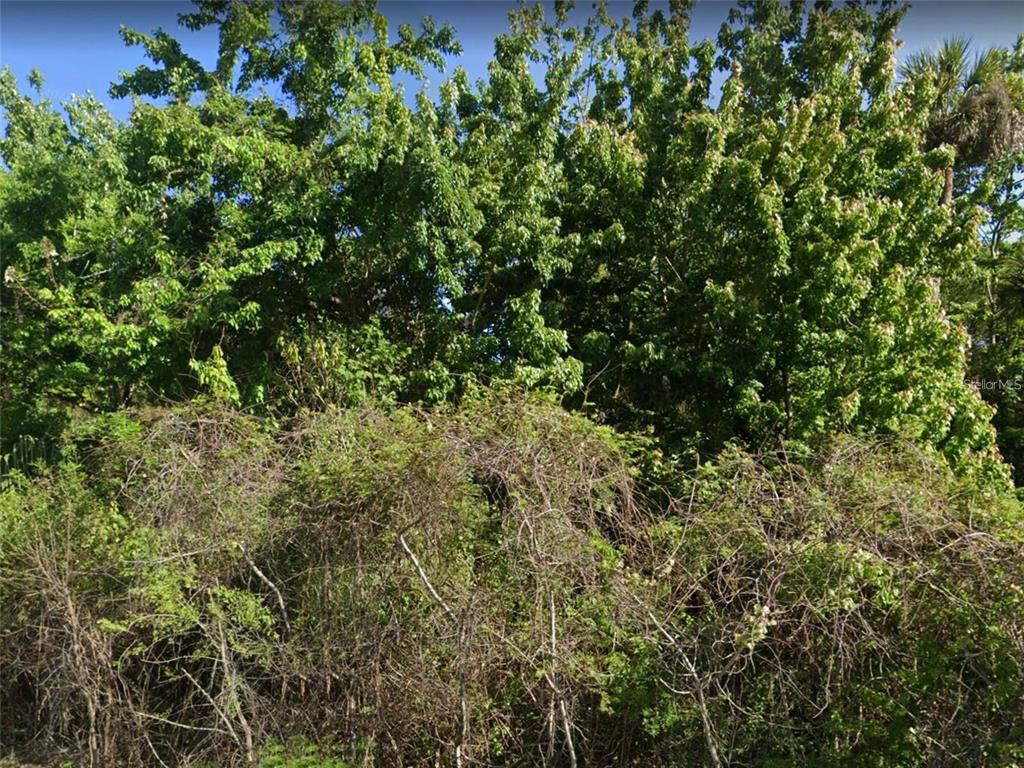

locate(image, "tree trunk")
(942, 165), (955, 206)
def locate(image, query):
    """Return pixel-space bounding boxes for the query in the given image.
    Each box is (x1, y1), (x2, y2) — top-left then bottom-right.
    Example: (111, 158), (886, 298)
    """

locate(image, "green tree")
(1, 0), (1018, 485)
(548, 0), (1006, 480)
(907, 37), (1024, 482)
(902, 36), (1024, 204)
(1, 0), (465, 439)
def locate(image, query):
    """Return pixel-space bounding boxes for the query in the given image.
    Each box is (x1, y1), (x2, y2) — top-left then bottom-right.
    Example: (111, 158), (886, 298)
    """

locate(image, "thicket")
(2, 0), (1024, 765)
(2, 393), (1022, 766)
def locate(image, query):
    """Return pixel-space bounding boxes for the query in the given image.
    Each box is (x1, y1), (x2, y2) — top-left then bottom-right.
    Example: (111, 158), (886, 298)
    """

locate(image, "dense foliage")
(2, 395), (1022, 766)
(2, 1), (1024, 765)
(2, 0), (1022, 478)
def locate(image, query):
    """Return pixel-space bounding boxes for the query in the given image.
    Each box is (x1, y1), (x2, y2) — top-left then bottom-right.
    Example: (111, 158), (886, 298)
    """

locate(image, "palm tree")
(902, 37), (1024, 205)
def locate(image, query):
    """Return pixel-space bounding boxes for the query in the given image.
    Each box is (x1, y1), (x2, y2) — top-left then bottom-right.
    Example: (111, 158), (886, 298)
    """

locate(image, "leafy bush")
(255, 739), (354, 768)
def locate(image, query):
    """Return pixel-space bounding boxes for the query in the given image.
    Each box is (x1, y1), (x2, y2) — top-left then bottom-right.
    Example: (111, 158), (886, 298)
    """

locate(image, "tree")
(551, 0), (1006, 480)
(907, 37), (1024, 482)
(1, 0), (467, 440)
(902, 37), (1024, 205)
(957, 148), (1024, 483)
(0, 0), (1016, 485)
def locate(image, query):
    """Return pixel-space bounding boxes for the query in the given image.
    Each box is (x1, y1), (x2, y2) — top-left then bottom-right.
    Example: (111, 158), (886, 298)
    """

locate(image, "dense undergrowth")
(2, 393), (1022, 767)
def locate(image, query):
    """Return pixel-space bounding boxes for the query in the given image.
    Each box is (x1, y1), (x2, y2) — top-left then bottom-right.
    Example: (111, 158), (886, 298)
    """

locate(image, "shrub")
(1, 393), (1021, 766)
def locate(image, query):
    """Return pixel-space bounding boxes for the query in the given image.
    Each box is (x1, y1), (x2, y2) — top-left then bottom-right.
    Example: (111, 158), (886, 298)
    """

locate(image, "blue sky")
(2, 1), (1023, 119)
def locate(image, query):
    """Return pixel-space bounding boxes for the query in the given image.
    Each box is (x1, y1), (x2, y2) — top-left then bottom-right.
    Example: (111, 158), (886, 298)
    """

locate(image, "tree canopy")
(3, 0), (1022, 483)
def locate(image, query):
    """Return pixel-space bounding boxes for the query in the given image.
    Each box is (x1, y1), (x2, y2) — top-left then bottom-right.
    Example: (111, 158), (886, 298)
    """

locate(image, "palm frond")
(967, 47), (1005, 92)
